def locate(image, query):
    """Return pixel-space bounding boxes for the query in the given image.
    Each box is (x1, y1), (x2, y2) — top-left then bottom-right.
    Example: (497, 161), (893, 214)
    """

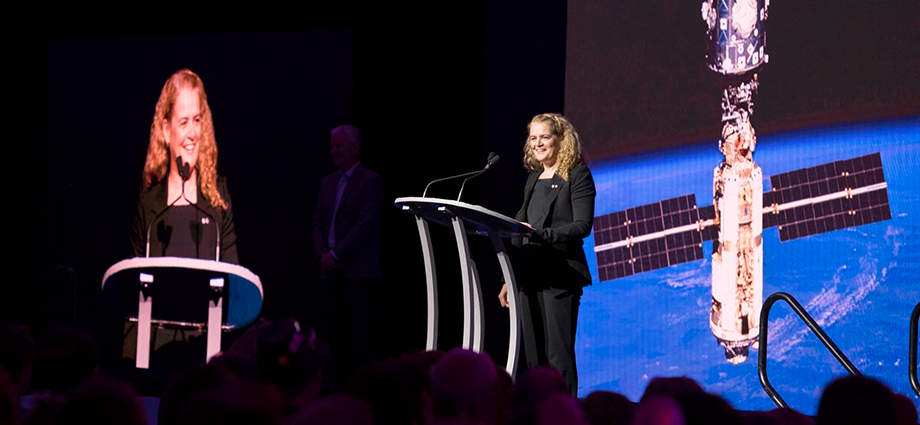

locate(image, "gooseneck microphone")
(457, 153), (500, 201)
(144, 155), (221, 261)
(177, 155), (191, 182)
(422, 152), (501, 199)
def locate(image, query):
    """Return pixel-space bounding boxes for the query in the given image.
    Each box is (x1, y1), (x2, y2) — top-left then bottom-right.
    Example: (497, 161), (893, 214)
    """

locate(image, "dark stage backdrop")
(566, 0), (920, 160)
(15, 0), (569, 365)
(564, 0), (920, 413)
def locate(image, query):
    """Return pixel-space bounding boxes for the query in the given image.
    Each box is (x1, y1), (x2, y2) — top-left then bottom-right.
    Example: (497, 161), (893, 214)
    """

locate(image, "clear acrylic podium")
(395, 197), (532, 376)
(102, 257), (262, 369)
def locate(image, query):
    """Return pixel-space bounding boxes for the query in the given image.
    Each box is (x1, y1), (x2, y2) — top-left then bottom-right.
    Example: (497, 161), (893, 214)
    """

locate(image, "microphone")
(175, 155), (220, 260)
(457, 153), (499, 201)
(145, 192), (184, 258)
(485, 152), (500, 169)
(422, 152), (500, 198)
(145, 156), (192, 256)
(177, 155), (191, 182)
(145, 155), (221, 261)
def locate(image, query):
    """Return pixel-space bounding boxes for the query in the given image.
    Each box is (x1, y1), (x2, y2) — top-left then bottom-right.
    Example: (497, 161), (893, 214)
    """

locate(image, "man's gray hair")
(331, 125), (361, 147)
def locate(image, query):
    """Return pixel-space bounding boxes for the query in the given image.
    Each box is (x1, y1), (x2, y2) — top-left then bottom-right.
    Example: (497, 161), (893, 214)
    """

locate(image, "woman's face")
(163, 88), (201, 174)
(529, 121), (559, 168)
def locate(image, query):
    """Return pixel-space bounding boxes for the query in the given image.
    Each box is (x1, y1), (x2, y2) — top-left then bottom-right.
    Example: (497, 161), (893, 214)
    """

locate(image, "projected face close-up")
(164, 87), (201, 173)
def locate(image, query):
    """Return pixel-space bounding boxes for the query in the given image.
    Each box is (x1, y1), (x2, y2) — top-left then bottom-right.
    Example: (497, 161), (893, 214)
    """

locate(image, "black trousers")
(317, 272), (377, 388)
(519, 286), (582, 395)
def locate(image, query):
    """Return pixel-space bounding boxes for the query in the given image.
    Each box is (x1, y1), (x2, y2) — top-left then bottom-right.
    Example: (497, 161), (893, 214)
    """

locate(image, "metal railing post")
(758, 292), (861, 408)
(910, 301), (920, 398)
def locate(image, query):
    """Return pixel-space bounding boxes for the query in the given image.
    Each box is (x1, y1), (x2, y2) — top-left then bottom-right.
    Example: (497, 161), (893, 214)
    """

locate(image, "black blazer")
(513, 164), (596, 288)
(312, 163), (384, 280)
(131, 176), (238, 264)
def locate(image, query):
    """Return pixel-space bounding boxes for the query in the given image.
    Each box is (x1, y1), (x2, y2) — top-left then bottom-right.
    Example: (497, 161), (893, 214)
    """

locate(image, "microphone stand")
(145, 156), (221, 261)
(423, 170), (483, 198)
(145, 193), (184, 257)
(423, 152), (500, 199)
(457, 153), (499, 201)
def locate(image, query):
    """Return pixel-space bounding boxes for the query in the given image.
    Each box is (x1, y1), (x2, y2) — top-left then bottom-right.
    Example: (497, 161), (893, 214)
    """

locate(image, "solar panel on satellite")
(776, 188), (891, 241)
(766, 153), (884, 206)
(593, 195), (700, 244)
(594, 195), (707, 280)
(594, 153), (891, 281)
(592, 152), (891, 283)
(762, 152), (890, 241)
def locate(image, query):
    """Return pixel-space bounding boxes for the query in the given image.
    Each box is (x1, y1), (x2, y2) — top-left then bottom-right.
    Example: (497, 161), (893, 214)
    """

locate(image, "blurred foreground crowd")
(1, 319), (916, 425)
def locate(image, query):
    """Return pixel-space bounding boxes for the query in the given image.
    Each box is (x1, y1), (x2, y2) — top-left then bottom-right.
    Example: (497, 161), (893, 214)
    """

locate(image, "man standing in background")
(312, 125), (383, 387)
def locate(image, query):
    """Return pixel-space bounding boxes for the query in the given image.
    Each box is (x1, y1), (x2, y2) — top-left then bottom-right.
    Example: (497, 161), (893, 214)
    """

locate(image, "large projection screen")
(565, 0), (920, 414)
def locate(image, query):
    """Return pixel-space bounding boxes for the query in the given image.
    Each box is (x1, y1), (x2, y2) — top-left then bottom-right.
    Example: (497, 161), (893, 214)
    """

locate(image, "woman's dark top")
(513, 164), (596, 290)
(131, 176), (238, 263)
(527, 179), (555, 226)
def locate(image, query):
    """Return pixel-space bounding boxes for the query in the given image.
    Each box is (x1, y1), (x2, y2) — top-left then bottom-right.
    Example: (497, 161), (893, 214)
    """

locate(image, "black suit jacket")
(312, 163), (384, 280)
(513, 164), (596, 288)
(131, 176), (238, 264)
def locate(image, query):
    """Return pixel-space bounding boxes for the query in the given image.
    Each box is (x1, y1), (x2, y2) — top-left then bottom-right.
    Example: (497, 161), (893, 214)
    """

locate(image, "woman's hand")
(498, 283), (509, 308)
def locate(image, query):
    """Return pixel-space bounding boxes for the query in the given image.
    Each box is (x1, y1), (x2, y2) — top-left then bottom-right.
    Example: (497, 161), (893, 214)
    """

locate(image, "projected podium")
(102, 257), (262, 369)
(395, 197), (532, 375)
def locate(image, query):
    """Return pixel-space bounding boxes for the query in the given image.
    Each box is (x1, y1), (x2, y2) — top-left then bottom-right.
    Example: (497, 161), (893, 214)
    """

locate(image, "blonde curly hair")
(142, 69), (226, 210)
(522, 113), (584, 181)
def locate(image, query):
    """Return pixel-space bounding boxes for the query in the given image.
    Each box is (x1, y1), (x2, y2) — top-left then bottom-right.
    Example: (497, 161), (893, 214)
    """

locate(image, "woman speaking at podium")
(498, 113), (595, 395)
(116, 69), (239, 369)
(131, 69), (238, 264)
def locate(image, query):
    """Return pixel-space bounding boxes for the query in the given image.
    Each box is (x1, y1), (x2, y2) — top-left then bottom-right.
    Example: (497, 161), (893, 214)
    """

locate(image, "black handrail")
(758, 292), (861, 408)
(910, 301), (920, 398)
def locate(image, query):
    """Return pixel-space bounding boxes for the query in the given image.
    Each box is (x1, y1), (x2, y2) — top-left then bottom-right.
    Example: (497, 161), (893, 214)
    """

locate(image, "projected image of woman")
(498, 113), (596, 395)
(131, 69), (238, 263)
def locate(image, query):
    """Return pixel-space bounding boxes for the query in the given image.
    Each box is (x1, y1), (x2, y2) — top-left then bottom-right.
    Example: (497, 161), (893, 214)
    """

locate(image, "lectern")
(395, 197), (531, 376)
(102, 257), (262, 369)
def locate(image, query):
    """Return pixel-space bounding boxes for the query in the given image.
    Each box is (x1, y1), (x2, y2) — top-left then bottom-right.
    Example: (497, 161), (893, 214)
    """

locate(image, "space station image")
(590, 0), (892, 365)
(591, 149), (891, 364)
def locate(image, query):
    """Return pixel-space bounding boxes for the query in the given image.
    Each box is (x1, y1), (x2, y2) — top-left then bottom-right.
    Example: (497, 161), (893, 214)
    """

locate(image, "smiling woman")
(131, 69), (238, 263)
(498, 113), (596, 396)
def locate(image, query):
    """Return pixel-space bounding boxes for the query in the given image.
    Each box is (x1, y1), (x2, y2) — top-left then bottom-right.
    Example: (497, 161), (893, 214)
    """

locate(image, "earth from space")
(576, 117), (920, 414)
